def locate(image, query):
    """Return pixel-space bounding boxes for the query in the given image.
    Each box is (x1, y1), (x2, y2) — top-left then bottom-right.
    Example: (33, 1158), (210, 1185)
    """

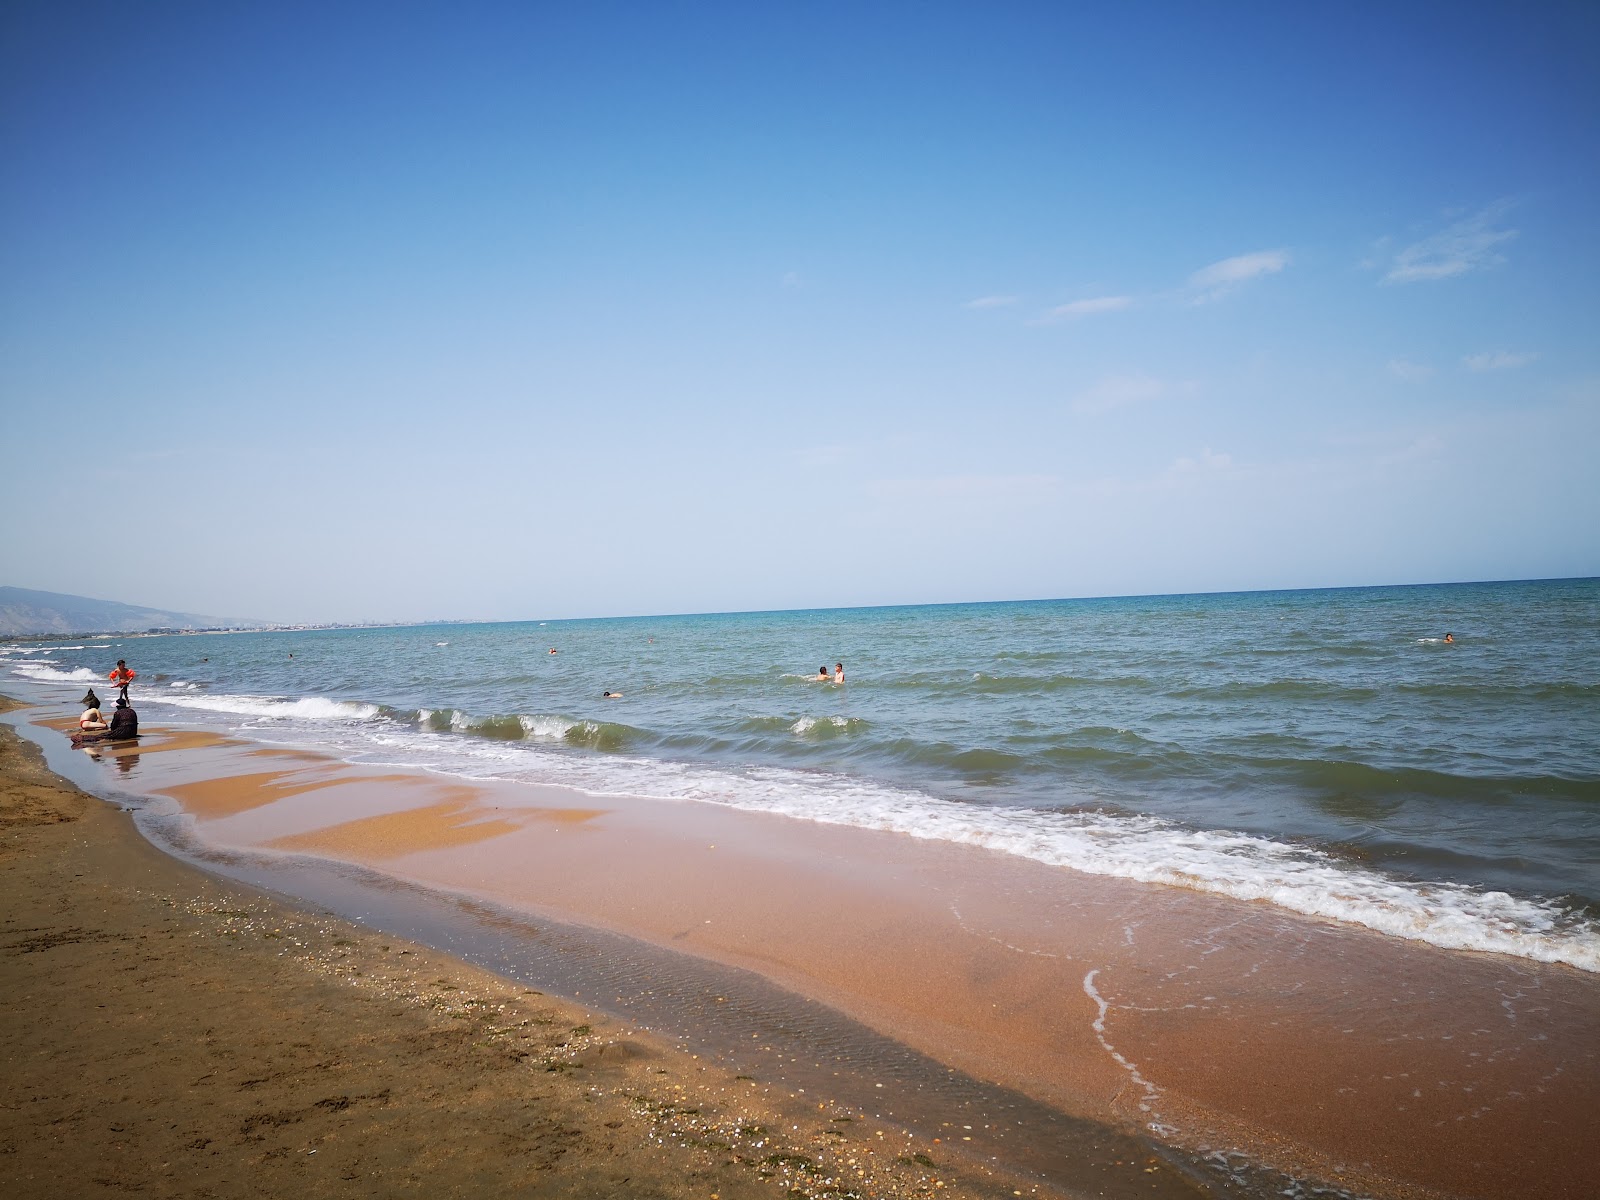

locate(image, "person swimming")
(834, 662), (845, 684)
(816, 666), (830, 681)
(1443, 632), (1454, 643)
(602, 690), (622, 699)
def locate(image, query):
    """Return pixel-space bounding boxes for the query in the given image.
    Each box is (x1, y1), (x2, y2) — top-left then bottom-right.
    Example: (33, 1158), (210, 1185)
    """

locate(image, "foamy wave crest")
(790, 715), (869, 736)
(157, 693), (380, 721)
(11, 664), (98, 682)
(699, 783), (1600, 973)
(520, 714), (580, 739)
(340, 723), (1600, 971)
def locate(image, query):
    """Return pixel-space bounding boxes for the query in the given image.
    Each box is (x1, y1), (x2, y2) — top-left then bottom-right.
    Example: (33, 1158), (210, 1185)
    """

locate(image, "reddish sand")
(32, 709), (1600, 1199)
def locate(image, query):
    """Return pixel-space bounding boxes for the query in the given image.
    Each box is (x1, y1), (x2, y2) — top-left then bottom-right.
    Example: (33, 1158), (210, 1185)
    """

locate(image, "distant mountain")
(0, 586), (270, 636)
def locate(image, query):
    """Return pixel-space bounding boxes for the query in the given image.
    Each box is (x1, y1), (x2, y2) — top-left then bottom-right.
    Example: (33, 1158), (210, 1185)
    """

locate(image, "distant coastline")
(6, 573), (1595, 640)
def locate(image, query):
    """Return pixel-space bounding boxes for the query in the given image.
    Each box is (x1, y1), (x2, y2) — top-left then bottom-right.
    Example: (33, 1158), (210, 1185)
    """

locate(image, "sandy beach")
(0, 696), (1087, 1200)
(6, 692), (1598, 1200)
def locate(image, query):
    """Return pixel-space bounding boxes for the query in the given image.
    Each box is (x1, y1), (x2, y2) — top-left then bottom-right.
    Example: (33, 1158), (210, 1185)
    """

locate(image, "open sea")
(6, 577), (1598, 973)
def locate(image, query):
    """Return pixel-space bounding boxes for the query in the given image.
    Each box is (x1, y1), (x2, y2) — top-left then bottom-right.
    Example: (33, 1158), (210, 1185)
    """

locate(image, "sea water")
(7, 578), (1598, 972)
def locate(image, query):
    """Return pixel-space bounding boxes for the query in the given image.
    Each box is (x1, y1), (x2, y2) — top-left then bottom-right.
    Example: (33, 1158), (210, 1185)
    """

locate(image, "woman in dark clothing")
(108, 698), (138, 740)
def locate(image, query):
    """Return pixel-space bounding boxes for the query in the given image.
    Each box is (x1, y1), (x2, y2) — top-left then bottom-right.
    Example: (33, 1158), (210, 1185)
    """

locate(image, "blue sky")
(2, 1), (1596, 623)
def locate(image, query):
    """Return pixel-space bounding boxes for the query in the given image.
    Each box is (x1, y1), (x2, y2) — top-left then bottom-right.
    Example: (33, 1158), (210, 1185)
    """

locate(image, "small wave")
(790, 715), (870, 737)
(561, 720), (637, 751)
(435, 641), (449, 647)
(968, 673), (1105, 694)
(157, 693), (380, 721)
(11, 664), (98, 682)
(408, 708), (638, 752)
(1166, 680), (1380, 703)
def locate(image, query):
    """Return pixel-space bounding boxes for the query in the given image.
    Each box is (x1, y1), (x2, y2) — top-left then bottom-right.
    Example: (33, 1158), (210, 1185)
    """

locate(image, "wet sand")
(0, 699), (1087, 1200)
(12, 697), (1600, 1199)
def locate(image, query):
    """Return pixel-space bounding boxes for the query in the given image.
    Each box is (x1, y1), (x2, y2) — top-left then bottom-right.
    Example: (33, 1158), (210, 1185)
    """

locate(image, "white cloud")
(965, 294), (1019, 309)
(1383, 204), (1517, 284)
(868, 474), (1060, 505)
(1036, 295), (1133, 323)
(1071, 373), (1169, 414)
(1464, 350), (1538, 371)
(1172, 448), (1233, 474)
(1187, 250), (1289, 302)
(1389, 358), (1436, 381)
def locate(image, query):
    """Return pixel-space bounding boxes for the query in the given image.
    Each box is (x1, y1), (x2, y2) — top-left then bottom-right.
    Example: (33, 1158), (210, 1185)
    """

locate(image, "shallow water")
(8, 577), (1599, 970)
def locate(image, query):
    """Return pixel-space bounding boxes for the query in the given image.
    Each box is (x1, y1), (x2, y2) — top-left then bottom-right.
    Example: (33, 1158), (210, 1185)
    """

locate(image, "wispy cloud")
(1071, 373), (1172, 414)
(1389, 358), (1436, 381)
(1187, 250), (1289, 302)
(1035, 295), (1133, 323)
(964, 294), (1019, 309)
(1383, 203), (1517, 284)
(1172, 447), (1233, 474)
(1464, 350), (1538, 371)
(868, 474), (1061, 506)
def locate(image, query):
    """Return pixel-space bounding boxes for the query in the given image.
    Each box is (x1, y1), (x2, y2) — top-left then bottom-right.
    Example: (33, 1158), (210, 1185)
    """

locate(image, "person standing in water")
(834, 662), (845, 684)
(108, 659), (136, 701)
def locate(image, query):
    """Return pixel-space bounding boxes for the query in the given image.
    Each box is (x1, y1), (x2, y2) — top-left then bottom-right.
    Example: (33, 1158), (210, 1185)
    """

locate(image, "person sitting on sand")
(79, 706), (108, 732)
(109, 697), (138, 740)
(834, 662), (845, 684)
(81, 687), (102, 710)
(108, 659), (136, 700)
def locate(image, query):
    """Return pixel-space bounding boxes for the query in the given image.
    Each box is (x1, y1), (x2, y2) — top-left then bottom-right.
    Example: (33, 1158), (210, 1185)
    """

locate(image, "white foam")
(121, 695), (1600, 974)
(519, 714), (580, 739)
(157, 692), (380, 721)
(790, 715), (855, 734)
(697, 781), (1600, 973)
(11, 664), (98, 682)
(367, 731), (1600, 972)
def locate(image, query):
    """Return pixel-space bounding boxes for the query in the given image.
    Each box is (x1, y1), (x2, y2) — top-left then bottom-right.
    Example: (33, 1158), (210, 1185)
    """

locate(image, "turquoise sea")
(7, 577), (1598, 971)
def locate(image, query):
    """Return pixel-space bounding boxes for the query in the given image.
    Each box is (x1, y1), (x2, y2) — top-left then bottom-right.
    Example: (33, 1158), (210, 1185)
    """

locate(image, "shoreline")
(0, 695), (1095, 1200)
(9, 691), (1600, 1198)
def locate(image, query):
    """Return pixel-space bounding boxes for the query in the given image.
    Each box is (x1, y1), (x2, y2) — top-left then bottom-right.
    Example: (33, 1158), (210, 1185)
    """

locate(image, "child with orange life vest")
(108, 659), (136, 700)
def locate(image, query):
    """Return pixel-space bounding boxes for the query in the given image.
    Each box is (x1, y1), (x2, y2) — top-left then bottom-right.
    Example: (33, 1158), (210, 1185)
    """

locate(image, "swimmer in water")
(1443, 632), (1454, 643)
(602, 690), (622, 699)
(816, 665), (830, 681)
(834, 662), (844, 684)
